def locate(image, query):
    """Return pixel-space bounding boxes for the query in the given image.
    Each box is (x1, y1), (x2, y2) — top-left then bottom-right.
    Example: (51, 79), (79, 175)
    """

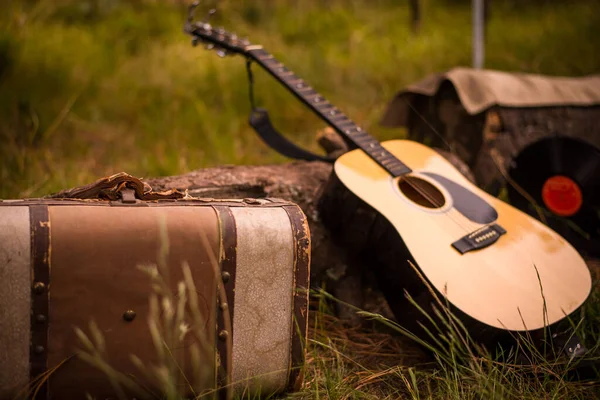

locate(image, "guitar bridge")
(452, 224), (506, 254)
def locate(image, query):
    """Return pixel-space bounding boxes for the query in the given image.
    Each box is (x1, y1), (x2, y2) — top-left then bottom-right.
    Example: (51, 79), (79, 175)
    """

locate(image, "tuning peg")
(203, 8), (217, 23)
(187, 1), (200, 23)
(216, 49), (228, 58)
(191, 37), (200, 47)
(205, 43), (215, 50)
(216, 27), (225, 35)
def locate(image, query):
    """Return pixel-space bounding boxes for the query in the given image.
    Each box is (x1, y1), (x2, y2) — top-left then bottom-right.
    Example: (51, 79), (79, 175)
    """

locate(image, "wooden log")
(145, 128), (476, 322)
(146, 158), (379, 322)
(50, 127), (599, 327)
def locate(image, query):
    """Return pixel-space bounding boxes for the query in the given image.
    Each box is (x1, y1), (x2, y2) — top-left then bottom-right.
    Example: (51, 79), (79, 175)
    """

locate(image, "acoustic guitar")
(184, 11), (592, 332)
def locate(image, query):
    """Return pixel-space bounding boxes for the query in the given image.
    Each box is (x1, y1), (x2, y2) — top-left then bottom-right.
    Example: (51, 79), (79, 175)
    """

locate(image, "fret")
(375, 154), (394, 162)
(379, 158), (397, 166)
(351, 128), (371, 137)
(295, 85), (311, 92)
(316, 105), (335, 113)
(266, 60), (283, 68)
(330, 113), (349, 121)
(392, 163), (410, 173)
(314, 103), (335, 114)
(278, 70), (295, 78)
(291, 80), (305, 88)
(286, 77), (304, 86)
(375, 154), (397, 164)
(392, 164), (409, 171)
(347, 132), (370, 142)
(333, 118), (354, 128)
(348, 131), (373, 141)
(309, 94), (328, 102)
(351, 137), (372, 145)
(261, 57), (279, 66)
(377, 150), (395, 158)
(337, 120), (357, 128)
(358, 141), (380, 151)
(391, 164), (412, 175)
(341, 124), (359, 132)
(355, 136), (377, 146)
(354, 140), (374, 149)
(345, 126), (367, 135)
(278, 69), (296, 77)
(257, 53), (274, 61)
(251, 49), (271, 59)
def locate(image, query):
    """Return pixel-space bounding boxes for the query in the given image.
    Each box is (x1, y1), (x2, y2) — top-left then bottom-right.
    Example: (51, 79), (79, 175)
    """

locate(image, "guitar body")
(334, 139), (592, 331)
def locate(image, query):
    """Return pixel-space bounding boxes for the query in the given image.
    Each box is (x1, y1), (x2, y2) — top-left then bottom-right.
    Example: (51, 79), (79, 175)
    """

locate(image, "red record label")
(541, 175), (583, 217)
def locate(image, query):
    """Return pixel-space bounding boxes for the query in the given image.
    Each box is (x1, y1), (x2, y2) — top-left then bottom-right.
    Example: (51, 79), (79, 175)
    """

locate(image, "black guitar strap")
(246, 59), (337, 163)
(248, 108), (336, 162)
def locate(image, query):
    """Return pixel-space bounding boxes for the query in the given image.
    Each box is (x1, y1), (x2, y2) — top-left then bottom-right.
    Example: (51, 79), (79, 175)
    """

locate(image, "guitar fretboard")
(247, 47), (411, 177)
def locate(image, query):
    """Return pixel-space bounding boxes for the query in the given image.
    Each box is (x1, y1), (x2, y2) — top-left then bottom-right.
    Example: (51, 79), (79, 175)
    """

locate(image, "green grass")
(66, 263), (600, 400)
(15, 218), (600, 399)
(296, 279), (600, 400)
(2, 0), (600, 197)
(3, 1), (600, 398)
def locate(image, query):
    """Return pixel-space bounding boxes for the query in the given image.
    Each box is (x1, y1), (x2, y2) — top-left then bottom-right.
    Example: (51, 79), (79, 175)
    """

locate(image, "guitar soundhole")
(398, 176), (446, 209)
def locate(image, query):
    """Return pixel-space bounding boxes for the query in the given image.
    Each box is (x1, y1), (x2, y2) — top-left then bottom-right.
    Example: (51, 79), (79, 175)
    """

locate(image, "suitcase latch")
(120, 188), (137, 204)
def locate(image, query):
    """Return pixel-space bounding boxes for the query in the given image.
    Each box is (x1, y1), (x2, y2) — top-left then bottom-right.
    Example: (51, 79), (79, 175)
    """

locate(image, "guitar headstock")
(184, 1), (252, 57)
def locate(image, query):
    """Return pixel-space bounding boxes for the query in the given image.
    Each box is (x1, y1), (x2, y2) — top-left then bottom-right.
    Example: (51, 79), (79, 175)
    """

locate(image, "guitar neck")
(247, 47), (411, 177)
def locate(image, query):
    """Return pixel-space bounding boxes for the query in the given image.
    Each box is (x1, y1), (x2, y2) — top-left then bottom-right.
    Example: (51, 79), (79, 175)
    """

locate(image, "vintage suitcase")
(0, 195), (310, 399)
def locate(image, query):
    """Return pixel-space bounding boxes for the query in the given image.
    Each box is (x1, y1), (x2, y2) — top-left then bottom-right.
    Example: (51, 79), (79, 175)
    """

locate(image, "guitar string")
(193, 28), (562, 319)
(189, 23), (478, 233)
(403, 96), (545, 268)
(260, 42), (568, 322)
(400, 97), (556, 328)
(387, 96), (490, 233)
(244, 49), (481, 235)
(399, 101), (579, 329)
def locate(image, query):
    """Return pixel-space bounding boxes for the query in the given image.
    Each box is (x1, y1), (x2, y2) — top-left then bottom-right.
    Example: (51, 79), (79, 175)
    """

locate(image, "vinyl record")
(507, 136), (600, 256)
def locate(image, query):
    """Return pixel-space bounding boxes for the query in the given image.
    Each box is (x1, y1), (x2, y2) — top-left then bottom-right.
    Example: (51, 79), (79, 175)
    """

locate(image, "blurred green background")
(1, 0), (599, 198)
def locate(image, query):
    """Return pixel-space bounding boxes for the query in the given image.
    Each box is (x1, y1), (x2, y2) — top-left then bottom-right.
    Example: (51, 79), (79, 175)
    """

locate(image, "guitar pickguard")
(422, 172), (498, 224)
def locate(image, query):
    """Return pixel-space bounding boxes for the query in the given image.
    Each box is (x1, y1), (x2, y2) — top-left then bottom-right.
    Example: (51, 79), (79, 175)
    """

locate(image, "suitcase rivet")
(221, 271), (230, 283)
(123, 310), (137, 322)
(220, 302), (228, 311)
(218, 330), (228, 341)
(32, 282), (46, 294)
(33, 345), (45, 354)
(35, 314), (46, 324)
